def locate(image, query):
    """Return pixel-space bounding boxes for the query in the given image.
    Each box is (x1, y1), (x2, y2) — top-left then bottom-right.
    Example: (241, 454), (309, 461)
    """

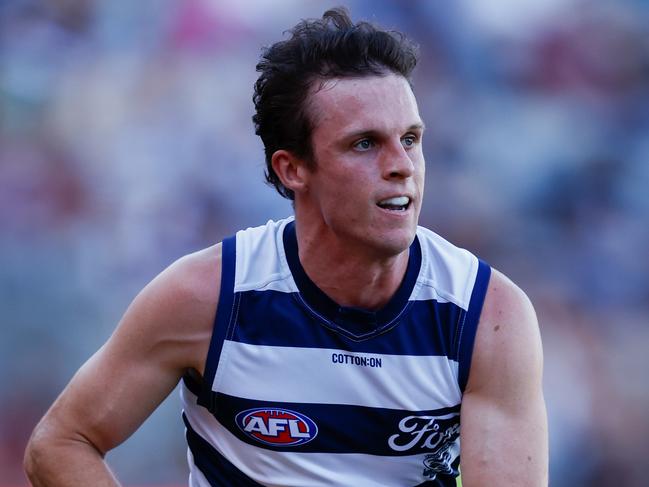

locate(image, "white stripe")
(213, 342), (461, 411)
(235, 273), (297, 293)
(235, 218), (298, 293)
(409, 281), (452, 304)
(414, 226), (478, 310)
(182, 385), (455, 487)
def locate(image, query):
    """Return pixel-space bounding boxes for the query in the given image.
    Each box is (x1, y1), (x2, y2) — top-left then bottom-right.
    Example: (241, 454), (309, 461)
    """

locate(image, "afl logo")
(235, 408), (318, 446)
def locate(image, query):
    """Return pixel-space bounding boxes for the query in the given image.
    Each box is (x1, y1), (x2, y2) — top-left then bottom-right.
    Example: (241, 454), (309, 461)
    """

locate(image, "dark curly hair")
(252, 7), (419, 200)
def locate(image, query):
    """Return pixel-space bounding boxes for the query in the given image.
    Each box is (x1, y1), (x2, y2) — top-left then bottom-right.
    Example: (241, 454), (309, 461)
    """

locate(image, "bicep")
(459, 270), (548, 486)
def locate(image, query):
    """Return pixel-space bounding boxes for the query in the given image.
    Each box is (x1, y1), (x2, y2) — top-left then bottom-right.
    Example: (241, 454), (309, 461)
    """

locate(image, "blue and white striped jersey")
(180, 217), (491, 486)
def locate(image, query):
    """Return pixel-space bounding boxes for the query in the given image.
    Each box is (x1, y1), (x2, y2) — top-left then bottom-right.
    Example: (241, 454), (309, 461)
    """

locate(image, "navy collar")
(282, 220), (421, 337)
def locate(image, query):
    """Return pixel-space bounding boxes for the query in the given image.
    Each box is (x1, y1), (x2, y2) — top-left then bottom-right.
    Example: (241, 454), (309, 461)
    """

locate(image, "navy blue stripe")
(213, 392), (461, 456)
(457, 259), (491, 392)
(183, 413), (264, 486)
(182, 374), (202, 398)
(183, 410), (458, 487)
(233, 292), (463, 357)
(199, 235), (237, 409)
(183, 412), (459, 487)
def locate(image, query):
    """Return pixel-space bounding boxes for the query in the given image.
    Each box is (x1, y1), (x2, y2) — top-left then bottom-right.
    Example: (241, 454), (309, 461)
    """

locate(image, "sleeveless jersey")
(180, 217), (491, 486)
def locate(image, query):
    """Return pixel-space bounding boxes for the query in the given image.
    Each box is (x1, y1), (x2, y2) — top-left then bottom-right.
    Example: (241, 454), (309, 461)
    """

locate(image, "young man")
(25, 8), (547, 486)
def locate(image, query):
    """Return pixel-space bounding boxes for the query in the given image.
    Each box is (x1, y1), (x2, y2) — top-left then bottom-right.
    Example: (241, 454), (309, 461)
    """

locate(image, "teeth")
(378, 196), (410, 206)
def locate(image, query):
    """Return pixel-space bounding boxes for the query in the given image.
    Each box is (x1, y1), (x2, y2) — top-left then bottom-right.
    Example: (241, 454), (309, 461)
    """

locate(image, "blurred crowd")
(1, 0), (648, 485)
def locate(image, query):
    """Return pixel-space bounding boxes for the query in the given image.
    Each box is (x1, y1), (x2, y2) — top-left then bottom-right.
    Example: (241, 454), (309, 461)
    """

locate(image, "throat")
(301, 248), (410, 311)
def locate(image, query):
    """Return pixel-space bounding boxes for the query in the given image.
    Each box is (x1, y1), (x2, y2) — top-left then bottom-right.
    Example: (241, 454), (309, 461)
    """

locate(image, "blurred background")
(1, 0), (648, 485)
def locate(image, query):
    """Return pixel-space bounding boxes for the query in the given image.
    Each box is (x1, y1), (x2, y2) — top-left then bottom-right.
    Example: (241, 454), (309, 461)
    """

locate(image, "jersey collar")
(282, 220), (421, 338)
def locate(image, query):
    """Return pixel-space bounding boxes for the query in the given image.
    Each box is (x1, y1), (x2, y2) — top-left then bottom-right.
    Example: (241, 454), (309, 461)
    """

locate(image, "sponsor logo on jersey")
(387, 413), (460, 452)
(387, 413), (460, 480)
(235, 408), (318, 446)
(331, 352), (382, 368)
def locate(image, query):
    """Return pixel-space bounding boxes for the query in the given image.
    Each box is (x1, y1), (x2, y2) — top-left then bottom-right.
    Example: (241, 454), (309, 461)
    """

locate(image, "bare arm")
(460, 269), (548, 486)
(24, 245), (221, 486)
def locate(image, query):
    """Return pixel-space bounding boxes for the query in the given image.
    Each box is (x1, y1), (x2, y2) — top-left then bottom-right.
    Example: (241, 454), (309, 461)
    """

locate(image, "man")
(25, 8), (547, 486)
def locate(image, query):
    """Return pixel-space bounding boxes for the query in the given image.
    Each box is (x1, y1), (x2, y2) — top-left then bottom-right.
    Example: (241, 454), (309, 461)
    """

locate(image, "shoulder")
(114, 243), (222, 374)
(159, 243), (222, 305)
(134, 243), (222, 321)
(481, 269), (537, 331)
(466, 268), (543, 397)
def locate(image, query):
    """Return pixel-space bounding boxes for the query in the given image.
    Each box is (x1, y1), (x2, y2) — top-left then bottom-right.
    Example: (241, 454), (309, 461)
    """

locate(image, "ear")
(271, 150), (311, 195)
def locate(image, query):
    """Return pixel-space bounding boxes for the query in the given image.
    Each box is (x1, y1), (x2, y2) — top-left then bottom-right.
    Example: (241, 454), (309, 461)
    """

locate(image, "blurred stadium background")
(1, 0), (648, 485)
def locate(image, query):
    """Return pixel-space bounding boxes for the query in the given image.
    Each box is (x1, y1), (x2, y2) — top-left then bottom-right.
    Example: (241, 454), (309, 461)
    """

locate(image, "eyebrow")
(408, 122), (426, 133)
(344, 122), (426, 140)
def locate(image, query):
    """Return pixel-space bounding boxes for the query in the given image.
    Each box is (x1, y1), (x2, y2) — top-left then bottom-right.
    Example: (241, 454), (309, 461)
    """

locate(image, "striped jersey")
(180, 217), (491, 486)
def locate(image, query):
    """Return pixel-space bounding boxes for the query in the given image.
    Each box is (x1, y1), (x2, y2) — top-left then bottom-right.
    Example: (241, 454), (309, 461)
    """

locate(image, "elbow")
(24, 418), (110, 483)
(24, 421), (58, 482)
(24, 427), (45, 481)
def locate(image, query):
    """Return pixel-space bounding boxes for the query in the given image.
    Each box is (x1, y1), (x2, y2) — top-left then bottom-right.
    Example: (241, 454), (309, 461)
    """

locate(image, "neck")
(294, 220), (410, 310)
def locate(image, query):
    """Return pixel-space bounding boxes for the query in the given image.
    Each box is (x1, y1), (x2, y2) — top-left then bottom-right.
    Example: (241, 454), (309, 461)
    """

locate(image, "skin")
(24, 73), (547, 486)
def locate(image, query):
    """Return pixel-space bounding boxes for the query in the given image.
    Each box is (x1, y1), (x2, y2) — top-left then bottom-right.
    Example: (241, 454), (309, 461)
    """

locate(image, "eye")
(353, 138), (374, 151)
(401, 134), (417, 148)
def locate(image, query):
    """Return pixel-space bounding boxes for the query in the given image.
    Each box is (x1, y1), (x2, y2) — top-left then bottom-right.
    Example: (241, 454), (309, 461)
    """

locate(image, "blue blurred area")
(1, 0), (648, 485)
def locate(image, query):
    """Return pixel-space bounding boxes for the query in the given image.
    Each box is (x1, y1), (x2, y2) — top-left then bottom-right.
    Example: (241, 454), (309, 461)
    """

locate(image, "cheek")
(321, 176), (372, 222)
(325, 167), (372, 197)
(415, 158), (426, 183)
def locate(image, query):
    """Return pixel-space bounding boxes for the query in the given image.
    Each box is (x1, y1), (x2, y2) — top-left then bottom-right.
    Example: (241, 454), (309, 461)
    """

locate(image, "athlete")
(24, 8), (548, 486)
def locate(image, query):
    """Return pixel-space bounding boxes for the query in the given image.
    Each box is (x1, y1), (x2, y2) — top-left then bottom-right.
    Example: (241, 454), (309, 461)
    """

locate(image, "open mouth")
(377, 196), (411, 212)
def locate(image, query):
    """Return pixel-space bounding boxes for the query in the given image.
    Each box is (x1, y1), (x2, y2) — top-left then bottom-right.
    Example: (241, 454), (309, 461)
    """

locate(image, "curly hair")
(252, 7), (419, 200)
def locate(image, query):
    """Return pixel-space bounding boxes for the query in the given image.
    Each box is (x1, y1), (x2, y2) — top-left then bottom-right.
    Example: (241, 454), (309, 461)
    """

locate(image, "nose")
(381, 139), (414, 180)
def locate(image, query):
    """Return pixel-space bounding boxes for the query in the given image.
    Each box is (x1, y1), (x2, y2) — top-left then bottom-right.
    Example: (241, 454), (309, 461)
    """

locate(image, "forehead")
(308, 74), (421, 136)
